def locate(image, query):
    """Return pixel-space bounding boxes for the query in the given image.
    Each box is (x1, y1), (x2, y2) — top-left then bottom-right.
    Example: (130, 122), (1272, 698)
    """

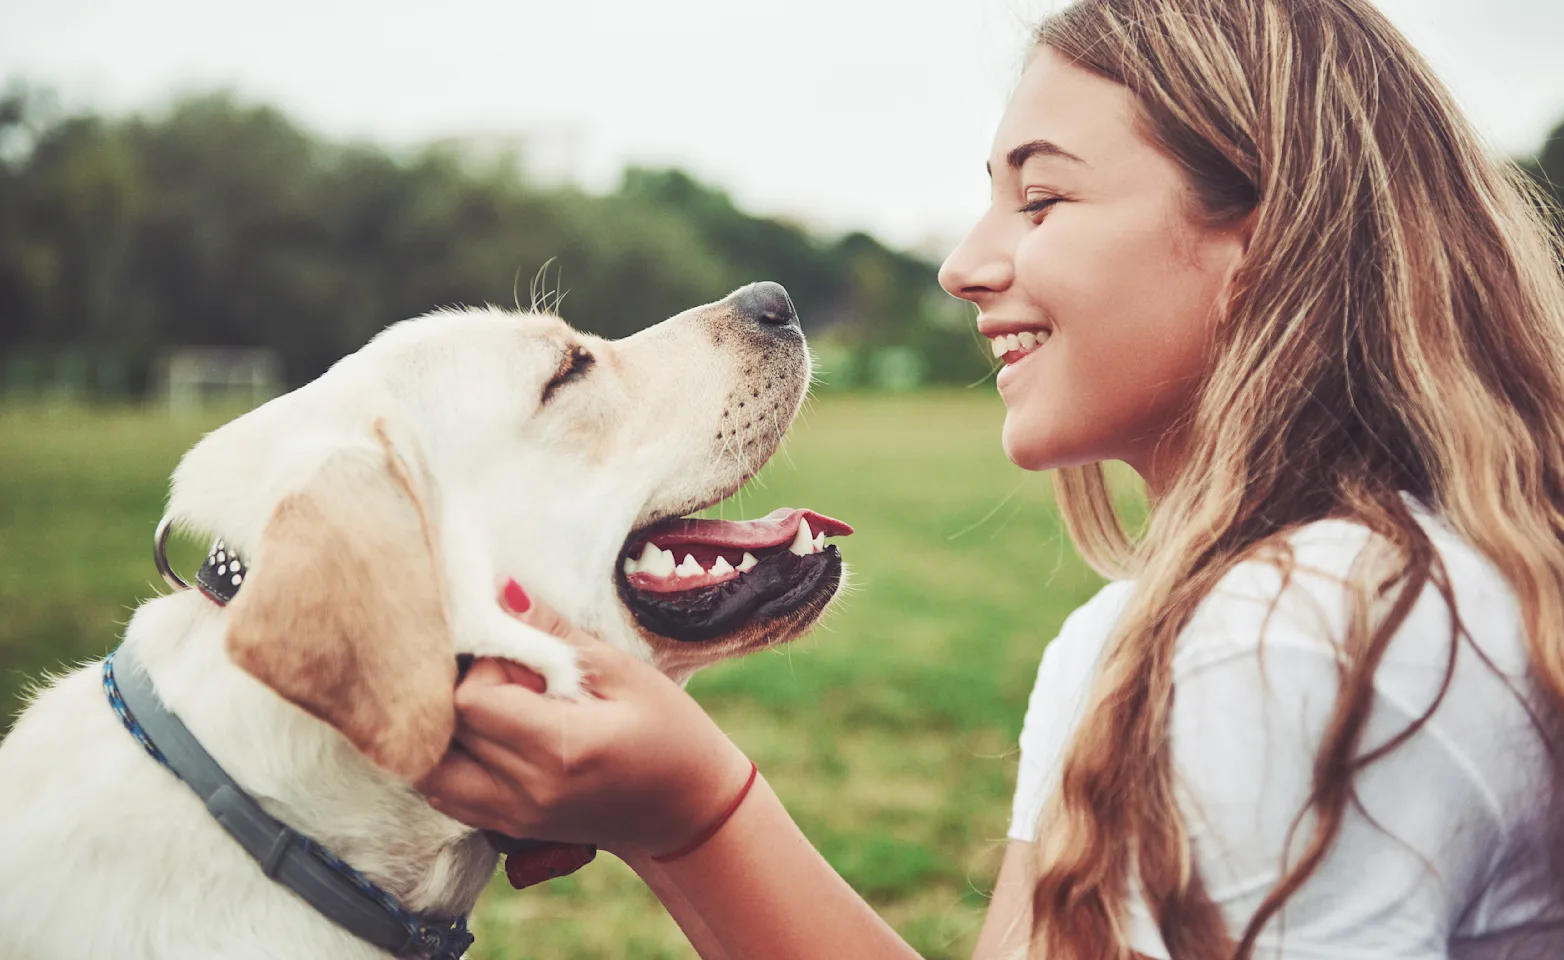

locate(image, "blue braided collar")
(103, 649), (475, 960)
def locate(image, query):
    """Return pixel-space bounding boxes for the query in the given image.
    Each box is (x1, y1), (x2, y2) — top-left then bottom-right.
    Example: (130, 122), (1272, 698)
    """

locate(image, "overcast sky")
(4, 0), (1563, 253)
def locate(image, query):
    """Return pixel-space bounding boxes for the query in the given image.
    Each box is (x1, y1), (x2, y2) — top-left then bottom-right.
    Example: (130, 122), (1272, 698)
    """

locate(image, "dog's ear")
(223, 422), (456, 783)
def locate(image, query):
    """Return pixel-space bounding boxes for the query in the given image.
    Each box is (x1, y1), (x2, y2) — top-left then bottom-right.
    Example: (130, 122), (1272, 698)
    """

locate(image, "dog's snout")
(733, 282), (798, 330)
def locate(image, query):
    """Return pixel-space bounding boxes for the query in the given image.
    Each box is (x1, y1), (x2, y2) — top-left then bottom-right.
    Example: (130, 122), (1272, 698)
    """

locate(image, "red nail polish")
(502, 579), (532, 614)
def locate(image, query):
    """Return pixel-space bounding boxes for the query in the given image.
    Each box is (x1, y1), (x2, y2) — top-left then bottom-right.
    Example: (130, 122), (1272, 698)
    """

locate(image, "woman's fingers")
(417, 746), (536, 834)
(502, 585), (580, 642)
(493, 577), (650, 701)
(430, 797), (514, 836)
(499, 578), (618, 653)
(444, 696), (604, 842)
(463, 655), (547, 693)
(449, 669), (622, 788)
(416, 743), (496, 798)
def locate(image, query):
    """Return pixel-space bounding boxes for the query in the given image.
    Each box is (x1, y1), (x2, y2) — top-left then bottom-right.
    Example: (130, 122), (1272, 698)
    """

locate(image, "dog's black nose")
(733, 281), (798, 329)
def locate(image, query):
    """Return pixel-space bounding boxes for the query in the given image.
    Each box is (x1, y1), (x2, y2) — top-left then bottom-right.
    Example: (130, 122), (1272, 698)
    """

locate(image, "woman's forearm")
(625, 775), (922, 960)
(623, 854), (732, 960)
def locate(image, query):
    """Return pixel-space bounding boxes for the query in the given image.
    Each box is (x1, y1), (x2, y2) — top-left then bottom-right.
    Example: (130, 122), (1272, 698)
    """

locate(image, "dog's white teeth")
(710, 555), (735, 576)
(676, 554), (704, 577)
(789, 518), (815, 556)
(623, 556), (639, 575)
(635, 542), (657, 571)
(814, 532), (825, 551)
(636, 541), (676, 577)
(738, 551), (759, 572)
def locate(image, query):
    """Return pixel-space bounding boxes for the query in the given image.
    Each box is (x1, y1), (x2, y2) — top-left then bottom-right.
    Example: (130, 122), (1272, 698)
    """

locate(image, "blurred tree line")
(0, 88), (984, 398)
(1522, 125), (1564, 239)
(4, 87), (1561, 402)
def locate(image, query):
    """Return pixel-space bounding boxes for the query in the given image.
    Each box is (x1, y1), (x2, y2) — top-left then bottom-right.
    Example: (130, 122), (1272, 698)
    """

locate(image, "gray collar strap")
(103, 646), (474, 960)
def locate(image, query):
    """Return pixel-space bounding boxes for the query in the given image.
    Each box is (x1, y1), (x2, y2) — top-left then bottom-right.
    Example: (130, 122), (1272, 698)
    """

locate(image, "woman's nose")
(938, 224), (1013, 303)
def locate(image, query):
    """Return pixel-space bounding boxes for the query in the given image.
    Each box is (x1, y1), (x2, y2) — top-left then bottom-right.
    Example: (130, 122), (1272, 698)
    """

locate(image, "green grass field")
(0, 391), (1110, 958)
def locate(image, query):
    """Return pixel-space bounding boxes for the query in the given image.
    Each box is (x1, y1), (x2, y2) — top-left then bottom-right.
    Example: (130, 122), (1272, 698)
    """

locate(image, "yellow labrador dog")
(0, 283), (850, 960)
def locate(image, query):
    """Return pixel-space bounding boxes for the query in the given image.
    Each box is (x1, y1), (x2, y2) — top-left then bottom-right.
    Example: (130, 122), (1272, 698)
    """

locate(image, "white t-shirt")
(1009, 500), (1563, 959)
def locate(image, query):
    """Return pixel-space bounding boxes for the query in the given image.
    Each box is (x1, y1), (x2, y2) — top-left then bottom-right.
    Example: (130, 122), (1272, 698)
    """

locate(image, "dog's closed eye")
(541, 346), (595, 405)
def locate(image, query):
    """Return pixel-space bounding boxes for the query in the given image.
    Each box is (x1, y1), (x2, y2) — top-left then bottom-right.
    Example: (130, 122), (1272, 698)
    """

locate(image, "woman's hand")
(417, 580), (755, 857)
(424, 583), (921, 960)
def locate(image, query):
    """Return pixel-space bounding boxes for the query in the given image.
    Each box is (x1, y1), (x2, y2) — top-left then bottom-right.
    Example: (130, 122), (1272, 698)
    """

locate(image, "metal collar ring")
(153, 515), (190, 592)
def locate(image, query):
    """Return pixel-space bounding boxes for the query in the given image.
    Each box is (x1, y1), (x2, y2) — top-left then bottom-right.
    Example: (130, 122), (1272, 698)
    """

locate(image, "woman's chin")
(1001, 415), (1098, 473)
(1001, 416), (1058, 472)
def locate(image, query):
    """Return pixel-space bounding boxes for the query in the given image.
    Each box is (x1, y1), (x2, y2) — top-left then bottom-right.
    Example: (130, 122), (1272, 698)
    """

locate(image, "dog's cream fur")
(0, 292), (820, 959)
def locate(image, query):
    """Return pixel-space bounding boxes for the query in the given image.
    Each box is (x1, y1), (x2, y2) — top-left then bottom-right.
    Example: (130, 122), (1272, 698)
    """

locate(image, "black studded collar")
(195, 539), (247, 606)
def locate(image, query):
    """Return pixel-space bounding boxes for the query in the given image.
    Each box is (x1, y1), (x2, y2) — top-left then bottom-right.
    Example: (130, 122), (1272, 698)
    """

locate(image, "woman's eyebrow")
(987, 138), (1089, 176)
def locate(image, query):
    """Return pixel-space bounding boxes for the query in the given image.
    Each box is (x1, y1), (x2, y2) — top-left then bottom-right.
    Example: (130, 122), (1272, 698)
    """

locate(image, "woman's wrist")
(652, 759), (759, 862)
(623, 773), (921, 960)
(648, 737), (757, 859)
(620, 769), (777, 884)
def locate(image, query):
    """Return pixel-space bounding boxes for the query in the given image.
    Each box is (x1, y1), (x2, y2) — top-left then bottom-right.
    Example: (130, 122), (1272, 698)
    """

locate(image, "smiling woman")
(941, 49), (1250, 489)
(415, 2), (1564, 959)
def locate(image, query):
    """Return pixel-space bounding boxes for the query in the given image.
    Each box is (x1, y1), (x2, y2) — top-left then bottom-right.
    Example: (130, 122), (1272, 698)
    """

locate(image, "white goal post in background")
(158, 347), (282, 417)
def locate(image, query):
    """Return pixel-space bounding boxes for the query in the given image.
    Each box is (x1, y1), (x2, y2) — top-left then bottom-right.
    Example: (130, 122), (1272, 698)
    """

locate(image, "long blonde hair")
(1031, 1), (1564, 957)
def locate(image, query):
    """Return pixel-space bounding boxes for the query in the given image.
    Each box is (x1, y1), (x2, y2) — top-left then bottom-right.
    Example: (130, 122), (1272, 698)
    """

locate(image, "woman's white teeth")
(738, 552), (759, 572)
(989, 329), (1050, 358)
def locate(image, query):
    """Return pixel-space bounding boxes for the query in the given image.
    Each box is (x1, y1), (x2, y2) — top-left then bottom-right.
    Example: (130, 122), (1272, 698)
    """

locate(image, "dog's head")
(166, 283), (848, 782)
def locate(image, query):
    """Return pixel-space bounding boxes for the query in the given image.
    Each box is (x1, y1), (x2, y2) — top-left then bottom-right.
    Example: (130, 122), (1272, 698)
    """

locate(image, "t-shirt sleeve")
(1009, 583), (1131, 842)
(1122, 557), (1506, 960)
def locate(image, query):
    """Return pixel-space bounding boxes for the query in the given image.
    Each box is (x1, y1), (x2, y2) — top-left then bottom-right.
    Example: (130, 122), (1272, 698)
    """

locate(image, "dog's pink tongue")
(639, 508), (853, 550)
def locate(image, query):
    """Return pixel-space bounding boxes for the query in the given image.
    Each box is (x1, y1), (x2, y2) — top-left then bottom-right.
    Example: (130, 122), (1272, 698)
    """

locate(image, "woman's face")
(939, 48), (1248, 492)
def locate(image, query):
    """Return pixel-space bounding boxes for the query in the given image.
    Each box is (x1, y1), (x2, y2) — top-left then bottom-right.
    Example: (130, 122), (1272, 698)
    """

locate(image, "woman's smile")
(986, 325), (1053, 394)
(982, 323), (1054, 364)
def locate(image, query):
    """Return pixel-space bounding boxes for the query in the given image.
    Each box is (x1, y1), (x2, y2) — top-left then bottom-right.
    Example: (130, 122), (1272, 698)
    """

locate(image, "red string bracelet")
(652, 760), (760, 863)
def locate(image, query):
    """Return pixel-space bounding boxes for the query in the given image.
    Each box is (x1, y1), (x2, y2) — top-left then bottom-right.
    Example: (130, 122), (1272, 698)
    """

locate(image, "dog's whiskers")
(529, 258), (571, 315)
(769, 407), (796, 472)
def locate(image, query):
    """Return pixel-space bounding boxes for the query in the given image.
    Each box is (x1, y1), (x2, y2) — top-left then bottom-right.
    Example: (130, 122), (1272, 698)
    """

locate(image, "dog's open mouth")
(616, 508), (852, 642)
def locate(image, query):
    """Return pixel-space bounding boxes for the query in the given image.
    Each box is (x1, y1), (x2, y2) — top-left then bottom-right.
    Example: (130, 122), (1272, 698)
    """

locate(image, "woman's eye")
(1018, 196), (1063, 220)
